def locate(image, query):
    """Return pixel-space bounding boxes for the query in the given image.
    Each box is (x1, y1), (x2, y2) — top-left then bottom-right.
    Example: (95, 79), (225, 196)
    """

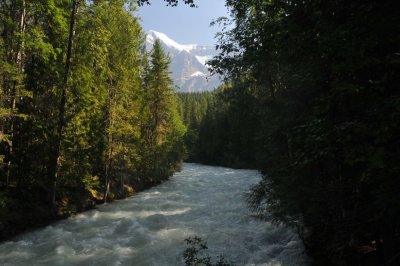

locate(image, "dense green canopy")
(180, 0), (400, 265)
(0, 0), (185, 239)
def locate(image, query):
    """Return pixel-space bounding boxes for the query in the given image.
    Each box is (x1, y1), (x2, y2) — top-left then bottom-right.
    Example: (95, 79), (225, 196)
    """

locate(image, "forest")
(0, 0), (186, 240)
(180, 0), (399, 265)
(1, 0), (399, 266)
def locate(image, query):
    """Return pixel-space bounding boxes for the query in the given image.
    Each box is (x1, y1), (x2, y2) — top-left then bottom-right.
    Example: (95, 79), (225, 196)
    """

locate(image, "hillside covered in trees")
(1, 0), (399, 266)
(179, 0), (399, 265)
(0, 0), (186, 240)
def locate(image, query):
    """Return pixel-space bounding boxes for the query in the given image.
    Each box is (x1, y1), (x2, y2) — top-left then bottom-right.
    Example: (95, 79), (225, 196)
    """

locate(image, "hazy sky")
(137, 0), (229, 46)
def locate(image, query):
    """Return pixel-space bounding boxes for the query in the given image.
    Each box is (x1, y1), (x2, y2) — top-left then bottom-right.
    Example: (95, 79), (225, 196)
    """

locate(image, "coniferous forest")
(181, 1), (399, 265)
(1, 0), (400, 266)
(0, 0), (185, 240)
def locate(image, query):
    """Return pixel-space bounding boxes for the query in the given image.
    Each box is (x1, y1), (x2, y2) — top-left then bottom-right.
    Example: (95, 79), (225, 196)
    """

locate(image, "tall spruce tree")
(141, 39), (186, 182)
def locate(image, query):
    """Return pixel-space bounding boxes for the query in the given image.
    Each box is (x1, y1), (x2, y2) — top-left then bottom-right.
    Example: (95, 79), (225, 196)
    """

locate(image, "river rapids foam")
(0, 163), (309, 265)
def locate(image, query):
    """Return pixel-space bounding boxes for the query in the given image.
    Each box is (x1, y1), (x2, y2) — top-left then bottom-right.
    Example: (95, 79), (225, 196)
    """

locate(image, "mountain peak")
(146, 30), (221, 92)
(146, 30), (189, 53)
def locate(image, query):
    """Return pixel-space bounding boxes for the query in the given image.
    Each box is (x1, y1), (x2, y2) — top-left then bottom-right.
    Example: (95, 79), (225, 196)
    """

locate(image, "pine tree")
(141, 39), (185, 181)
(0, 0), (189, 240)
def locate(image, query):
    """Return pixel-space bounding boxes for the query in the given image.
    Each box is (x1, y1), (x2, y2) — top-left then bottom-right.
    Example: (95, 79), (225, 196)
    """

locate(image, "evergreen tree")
(204, 0), (400, 265)
(0, 0), (188, 240)
(177, 91), (216, 162)
(141, 39), (186, 182)
(0, 0), (30, 188)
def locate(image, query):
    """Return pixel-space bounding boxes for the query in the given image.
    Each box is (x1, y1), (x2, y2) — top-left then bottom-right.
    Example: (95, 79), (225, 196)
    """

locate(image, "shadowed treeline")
(180, 1), (400, 265)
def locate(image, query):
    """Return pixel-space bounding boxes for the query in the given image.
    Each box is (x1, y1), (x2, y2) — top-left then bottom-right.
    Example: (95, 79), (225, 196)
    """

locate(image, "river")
(0, 163), (308, 265)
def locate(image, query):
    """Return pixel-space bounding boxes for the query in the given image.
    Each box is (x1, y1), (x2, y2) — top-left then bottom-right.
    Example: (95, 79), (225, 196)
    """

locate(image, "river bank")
(0, 174), (170, 242)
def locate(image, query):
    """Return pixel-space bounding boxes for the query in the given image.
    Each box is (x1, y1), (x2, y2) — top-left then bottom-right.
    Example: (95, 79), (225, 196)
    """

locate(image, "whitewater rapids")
(0, 163), (308, 265)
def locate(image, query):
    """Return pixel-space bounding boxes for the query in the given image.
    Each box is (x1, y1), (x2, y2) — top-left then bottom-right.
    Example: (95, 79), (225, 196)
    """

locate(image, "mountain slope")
(146, 30), (221, 92)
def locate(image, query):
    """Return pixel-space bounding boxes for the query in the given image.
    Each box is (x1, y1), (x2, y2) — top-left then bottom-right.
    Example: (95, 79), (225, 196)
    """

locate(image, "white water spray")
(0, 163), (308, 265)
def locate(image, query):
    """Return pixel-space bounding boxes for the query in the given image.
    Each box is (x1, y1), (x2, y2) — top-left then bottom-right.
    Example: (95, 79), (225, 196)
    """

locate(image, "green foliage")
(0, 0), (186, 239)
(201, 0), (400, 265)
(183, 237), (233, 266)
(177, 91), (215, 161)
(140, 39), (186, 182)
(189, 82), (259, 169)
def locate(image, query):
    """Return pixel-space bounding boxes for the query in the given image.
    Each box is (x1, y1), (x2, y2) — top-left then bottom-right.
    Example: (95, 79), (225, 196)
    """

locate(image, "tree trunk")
(5, 0), (26, 187)
(104, 118), (114, 203)
(49, 0), (79, 211)
(104, 139), (113, 203)
(104, 79), (115, 203)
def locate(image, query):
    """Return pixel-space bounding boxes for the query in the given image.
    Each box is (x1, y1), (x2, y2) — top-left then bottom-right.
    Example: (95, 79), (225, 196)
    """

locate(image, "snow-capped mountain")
(145, 30), (221, 92)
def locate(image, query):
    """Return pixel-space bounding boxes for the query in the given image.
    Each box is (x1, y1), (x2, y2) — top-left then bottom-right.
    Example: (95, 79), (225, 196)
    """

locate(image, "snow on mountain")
(195, 55), (211, 66)
(146, 30), (188, 53)
(181, 44), (198, 51)
(181, 44), (212, 52)
(191, 71), (207, 77)
(145, 31), (221, 92)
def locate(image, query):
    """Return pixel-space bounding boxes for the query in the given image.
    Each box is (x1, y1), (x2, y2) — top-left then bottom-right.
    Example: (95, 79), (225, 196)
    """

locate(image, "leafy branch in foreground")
(183, 237), (234, 266)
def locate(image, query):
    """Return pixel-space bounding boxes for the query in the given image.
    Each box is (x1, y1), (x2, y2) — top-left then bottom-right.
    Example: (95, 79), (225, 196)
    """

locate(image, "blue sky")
(137, 0), (229, 46)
